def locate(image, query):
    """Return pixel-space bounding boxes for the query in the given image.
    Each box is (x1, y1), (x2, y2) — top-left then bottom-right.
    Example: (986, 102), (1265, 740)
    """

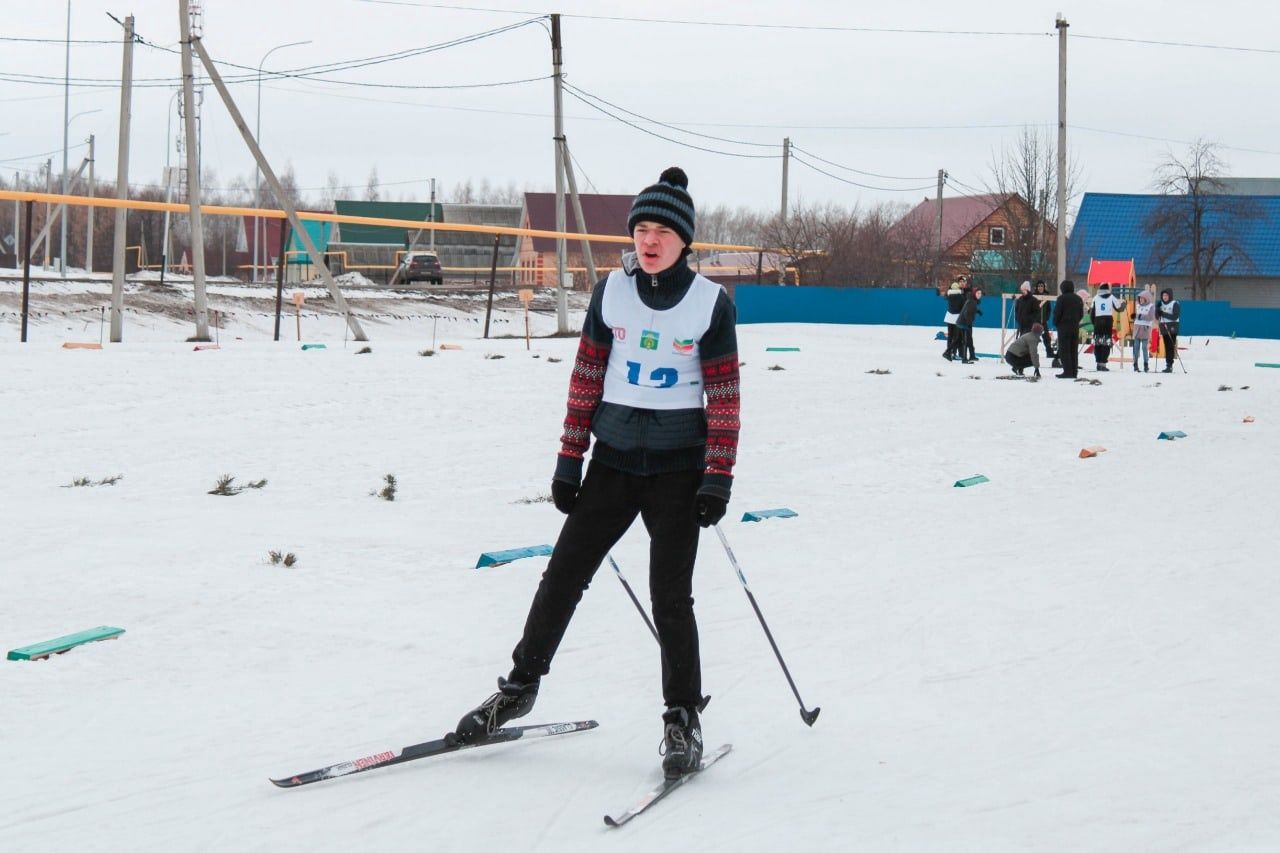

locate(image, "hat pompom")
(659, 166), (688, 189)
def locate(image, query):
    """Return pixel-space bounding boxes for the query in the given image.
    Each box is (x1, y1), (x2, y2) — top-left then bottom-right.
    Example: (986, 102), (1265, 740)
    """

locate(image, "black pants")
(1058, 328), (1080, 376)
(512, 462), (703, 710)
(956, 324), (974, 361)
(1005, 351), (1033, 372)
(943, 323), (958, 359)
(1093, 316), (1113, 366)
(1160, 324), (1178, 367)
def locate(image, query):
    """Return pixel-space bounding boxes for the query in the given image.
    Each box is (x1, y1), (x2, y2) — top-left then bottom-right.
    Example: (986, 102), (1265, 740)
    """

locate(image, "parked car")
(400, 251), (443, 285)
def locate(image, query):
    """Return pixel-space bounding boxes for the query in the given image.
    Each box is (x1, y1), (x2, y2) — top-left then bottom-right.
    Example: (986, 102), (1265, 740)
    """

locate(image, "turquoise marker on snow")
(741, 508), (798, 522)
(475, 544), (554, 568)
(8, 626), (125, 661)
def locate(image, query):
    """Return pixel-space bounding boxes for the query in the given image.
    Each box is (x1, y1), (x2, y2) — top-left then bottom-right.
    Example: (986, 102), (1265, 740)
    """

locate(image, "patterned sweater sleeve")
(553, 280), (611, 486)
(698, 290), (740, 501)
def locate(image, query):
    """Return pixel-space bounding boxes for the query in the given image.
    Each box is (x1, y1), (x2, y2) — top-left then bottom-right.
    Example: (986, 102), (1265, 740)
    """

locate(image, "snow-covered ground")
(2, 313), (1278, 852)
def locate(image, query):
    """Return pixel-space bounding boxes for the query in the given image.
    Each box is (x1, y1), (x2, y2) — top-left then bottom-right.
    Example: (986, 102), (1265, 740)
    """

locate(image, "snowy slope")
(2, 321), (1278, 852)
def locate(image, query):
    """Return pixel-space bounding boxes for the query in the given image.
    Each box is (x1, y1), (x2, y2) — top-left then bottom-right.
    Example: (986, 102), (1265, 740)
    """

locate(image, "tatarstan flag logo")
(672, 338), (695, 355)
(640, 330), (659, 350)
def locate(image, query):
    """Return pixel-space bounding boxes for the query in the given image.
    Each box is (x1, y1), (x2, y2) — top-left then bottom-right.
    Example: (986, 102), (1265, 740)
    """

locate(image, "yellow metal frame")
(0, 189), (767, 254)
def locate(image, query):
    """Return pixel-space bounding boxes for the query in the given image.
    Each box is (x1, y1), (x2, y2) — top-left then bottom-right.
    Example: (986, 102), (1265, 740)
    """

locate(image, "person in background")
(1089, 283), (1125, 372)
(1033, 279), (1058, 365)
(956, 285), (983, 364)
(1157, 288), (1181, 373)
(1131, 290), (1155, 372)
(1014, 281), (1039, 338)
(1003, 322), (1043, 378)
(1053, 280), (1084, 379)
(942, 277), (966, 361)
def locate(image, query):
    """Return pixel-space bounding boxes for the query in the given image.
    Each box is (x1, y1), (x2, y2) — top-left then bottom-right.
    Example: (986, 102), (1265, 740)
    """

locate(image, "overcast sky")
(3, 0), (1277, 223)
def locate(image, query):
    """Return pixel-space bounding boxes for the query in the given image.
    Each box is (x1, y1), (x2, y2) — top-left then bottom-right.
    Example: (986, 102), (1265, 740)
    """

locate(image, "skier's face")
(633, 222), (686, 275)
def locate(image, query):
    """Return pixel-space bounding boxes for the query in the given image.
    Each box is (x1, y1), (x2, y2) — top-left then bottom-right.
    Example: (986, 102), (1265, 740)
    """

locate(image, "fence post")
(20, 200), (33, 342)
(483, 235), (500, 339)
(274, 220), (291, 342)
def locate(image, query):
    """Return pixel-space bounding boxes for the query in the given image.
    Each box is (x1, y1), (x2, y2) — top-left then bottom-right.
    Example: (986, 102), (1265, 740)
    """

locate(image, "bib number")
(626, 361), (678, 389)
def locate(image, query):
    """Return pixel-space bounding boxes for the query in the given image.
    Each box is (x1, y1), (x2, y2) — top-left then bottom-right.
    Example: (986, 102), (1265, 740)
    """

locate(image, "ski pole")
(606, 554), (659, 643)
(713, 525), (820, 727)
(1174, 338), (1189, 374)
(607, 553), (712, 713)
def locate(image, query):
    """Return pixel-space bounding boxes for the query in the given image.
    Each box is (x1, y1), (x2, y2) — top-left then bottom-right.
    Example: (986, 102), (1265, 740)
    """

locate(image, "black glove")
(551, 480), (578, 515)
(695, 494), (728, 528)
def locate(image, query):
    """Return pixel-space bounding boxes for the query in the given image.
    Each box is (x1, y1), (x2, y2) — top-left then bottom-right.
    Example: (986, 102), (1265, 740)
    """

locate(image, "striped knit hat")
(627, 166), (695, 247)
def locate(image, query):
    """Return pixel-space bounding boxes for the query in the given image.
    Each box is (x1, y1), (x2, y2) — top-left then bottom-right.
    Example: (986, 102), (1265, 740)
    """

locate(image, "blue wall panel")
(735, 286), (1280, 339)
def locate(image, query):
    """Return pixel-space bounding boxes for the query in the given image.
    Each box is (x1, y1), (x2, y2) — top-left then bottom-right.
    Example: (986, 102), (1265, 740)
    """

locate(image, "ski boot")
(453, 676), (539, 744)
(659, 706), (704, 779)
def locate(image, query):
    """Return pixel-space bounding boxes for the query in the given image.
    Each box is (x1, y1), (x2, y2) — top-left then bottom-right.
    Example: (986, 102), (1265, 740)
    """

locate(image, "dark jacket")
(1053, 289), (1084, 332)
(1036, 293), (1052, 326)
(1014, 293), (1040, 330)
(945, 288), (966, 314)
(957, 294), (982, 327)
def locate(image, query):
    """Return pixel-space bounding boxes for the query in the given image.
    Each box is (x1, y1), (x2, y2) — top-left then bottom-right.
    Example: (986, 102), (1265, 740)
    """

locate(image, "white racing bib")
(600, 268), (722, 409)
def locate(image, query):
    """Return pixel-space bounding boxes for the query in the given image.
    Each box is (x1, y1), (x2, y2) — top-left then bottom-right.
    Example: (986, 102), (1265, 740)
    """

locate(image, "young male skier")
(454, 167), (741, 779)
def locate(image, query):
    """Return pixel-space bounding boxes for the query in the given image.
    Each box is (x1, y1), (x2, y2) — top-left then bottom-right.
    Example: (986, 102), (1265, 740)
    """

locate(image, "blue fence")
(734, 286), (1280, 339)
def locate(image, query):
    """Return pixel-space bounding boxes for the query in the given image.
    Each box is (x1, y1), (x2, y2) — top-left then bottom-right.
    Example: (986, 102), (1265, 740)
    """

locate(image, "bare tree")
(1145, 140), (1261, 300)
(364, 166), (380, 202)
(759, 202), (904, 286)
(320, 170), (344, 210)
(985, 127), (1076, 286)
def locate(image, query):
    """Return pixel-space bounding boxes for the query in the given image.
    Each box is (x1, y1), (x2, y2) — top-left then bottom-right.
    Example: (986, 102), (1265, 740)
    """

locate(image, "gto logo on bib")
(672, 338), (694, 355)
(640, 329), (659, 350)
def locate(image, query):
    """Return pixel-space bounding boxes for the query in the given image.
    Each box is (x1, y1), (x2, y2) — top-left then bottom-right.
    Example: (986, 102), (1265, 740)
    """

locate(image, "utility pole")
(935, 168), (946, 283)
(1055, 13), (1069, 288)
(60, 0), (70, 277)
(781, 137), (790, 222)
(550, 13), (569, 333)
(85, 134), (95, 273)
(429, 177), (436, 252)
(561, 140), (597, 285)
(191, 33), (367, 340)
(179, 0), (211, 340)
(109, 15), (134, 342)
(11, 171), (17, 270)
(43, 159), (52, 268)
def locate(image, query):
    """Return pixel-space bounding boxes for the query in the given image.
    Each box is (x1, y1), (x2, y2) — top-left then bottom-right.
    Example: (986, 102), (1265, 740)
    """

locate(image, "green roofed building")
(333, 200), (444, 245)
(328, 199), (520, 284)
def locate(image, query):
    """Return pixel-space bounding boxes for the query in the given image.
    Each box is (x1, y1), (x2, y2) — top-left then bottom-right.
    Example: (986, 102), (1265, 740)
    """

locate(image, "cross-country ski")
(604, 744), (733, 828)
(269, 720), (598, 788)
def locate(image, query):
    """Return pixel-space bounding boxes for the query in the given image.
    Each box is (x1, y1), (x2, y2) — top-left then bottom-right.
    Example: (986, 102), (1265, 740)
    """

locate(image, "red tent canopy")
(1086, 258), (1137, 287)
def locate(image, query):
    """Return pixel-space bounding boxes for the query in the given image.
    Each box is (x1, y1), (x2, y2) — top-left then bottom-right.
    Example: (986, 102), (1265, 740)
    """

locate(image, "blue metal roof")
(1069, 192), (1280, 278)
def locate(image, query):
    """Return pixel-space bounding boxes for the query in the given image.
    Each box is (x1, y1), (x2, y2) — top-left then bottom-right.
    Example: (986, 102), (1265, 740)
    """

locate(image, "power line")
(787, 144), (934, 181)
(1073, 32), (1280, 55)
(563, 82), (780, 149)
(944, 175), (990, 195)
(356, 1), (1050, 37)
(789, 153), (936, 192)
(566, 148), (599, 194)
(561, 87), (782, 160)
(0, 18), (544, 89)
(1070, 125), (1280, 157)
(0, 36), (118, 45)
(0, 141), (89, 165)
(135, 17), (544, 84)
